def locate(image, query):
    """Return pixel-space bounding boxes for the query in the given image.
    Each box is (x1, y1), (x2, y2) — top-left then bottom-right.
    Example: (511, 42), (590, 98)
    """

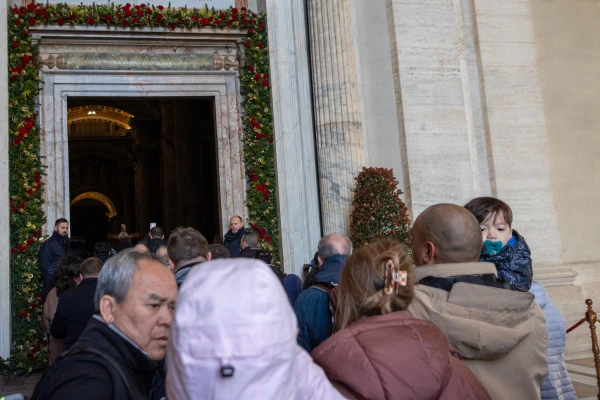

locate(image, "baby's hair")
(334, 239), (414, 332)
(464, 197), (513, 228)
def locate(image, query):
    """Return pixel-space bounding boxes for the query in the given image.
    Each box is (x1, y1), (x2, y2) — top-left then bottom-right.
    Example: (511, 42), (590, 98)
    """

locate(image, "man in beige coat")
(408, 204), (548, 400)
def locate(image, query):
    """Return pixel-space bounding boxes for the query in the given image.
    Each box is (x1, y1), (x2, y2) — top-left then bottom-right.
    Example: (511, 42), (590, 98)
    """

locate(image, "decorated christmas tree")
(350, 167), (411, 249)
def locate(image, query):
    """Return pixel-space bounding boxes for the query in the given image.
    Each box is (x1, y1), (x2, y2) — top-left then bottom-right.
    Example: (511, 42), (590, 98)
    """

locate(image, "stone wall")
(531, 0), (600, 265)
(353, 0), (405, 199)
(531, 0), (600, 357)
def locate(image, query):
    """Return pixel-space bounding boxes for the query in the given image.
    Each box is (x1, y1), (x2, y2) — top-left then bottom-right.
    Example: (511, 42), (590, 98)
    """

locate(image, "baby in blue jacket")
(464, 197), (532, 291)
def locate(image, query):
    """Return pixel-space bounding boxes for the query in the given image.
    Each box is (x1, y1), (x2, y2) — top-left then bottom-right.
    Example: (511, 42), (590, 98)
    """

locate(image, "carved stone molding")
(213, 54), (238, 71)
(39, 53), (66, 69)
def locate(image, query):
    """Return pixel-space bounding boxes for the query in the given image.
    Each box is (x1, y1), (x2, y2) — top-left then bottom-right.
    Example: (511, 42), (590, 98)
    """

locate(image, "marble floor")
(567, 358), (599, 399)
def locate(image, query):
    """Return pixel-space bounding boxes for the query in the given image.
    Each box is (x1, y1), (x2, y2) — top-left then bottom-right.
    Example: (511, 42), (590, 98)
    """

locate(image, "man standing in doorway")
(223, 216), (246, 258)
(39, 218), (69, 297)
(147, 226), (168, 254)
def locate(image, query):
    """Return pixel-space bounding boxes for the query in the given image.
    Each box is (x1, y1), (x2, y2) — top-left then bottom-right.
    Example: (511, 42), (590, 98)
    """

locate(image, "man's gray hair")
(94, 249), (153, 310)
(317, 233), (352, 262)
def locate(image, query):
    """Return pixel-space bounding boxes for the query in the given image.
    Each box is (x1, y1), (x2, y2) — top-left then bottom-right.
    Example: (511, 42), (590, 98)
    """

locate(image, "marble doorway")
(32, 25), (248, 236)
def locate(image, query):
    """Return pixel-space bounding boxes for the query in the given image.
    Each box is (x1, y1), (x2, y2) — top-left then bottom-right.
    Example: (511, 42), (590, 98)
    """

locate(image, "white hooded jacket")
(166, 258), (345, 400)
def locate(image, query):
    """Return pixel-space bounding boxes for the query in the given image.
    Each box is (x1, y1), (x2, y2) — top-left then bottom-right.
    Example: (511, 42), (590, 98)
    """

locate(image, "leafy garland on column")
(4, 3), (277, 373)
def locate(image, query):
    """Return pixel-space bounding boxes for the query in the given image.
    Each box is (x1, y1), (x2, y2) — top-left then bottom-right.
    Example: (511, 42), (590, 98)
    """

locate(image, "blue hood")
(314, 254), (347, 285)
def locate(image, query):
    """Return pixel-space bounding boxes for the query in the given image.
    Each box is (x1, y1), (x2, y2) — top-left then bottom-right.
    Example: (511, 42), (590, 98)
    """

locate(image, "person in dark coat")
(51, 257), (103, 351)
(168, 227), (211, 287)
(93, 241), (112, 264)
(42, 254), (82, 365)
(116, 232), (133, 252)
(32, 250), (178, 400)
(223, 216), (245, 258)
(39, 218), (69, 297)
(239, 232), (260, 258)
(147, 226), (168, 254)
(254, 250), (304, 306)
(294, 234), (352, 353)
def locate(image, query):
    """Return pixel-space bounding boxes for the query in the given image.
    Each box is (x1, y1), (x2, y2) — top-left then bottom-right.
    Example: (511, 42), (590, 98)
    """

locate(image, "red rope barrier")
(566, 318), (586, 334)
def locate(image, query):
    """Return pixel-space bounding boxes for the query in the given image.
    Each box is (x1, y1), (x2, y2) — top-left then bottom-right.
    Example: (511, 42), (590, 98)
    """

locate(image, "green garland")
(4, 3), (277, 373)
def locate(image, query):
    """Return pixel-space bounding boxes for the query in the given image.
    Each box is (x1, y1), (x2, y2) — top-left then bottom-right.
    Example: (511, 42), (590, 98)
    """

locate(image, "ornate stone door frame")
(31, 25), (247, 236)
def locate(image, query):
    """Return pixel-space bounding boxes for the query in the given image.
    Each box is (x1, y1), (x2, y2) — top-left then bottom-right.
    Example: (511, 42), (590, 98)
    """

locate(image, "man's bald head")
(229, 216), (244, 234)
(317, 233), (352, 265)
(411, 204), (482, 266)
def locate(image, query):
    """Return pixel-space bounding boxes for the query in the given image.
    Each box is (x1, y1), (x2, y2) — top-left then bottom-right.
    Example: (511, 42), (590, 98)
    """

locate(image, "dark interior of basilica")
(67, 97), (220, 252)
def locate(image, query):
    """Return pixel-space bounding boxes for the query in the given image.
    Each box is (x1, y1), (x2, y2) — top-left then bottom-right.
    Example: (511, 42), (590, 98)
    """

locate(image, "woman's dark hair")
(51, 254), (83, 295)
(66, 236), (90, 259)
(94, 241), (112, 255)
(208, 243), (230, 259)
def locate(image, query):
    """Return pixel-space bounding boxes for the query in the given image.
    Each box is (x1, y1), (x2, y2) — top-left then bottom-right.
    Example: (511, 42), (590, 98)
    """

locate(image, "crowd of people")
(30, 197), (577, 399)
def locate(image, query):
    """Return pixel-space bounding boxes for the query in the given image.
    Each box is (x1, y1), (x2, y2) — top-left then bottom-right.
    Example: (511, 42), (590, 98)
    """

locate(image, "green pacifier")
(482, 240), (503, 256)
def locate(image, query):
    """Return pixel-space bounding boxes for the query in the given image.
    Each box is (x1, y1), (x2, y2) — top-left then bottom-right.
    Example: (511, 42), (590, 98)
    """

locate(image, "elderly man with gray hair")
(294, 233), (352, 353)
(32, 250), (178, 400)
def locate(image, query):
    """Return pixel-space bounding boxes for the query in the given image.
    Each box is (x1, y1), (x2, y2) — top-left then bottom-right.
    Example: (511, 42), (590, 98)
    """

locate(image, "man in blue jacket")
(294, 233), (352, 353)
(39, 218), (69, 297)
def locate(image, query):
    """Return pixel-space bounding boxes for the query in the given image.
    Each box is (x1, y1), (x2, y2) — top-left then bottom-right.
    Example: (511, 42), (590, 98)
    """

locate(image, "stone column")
(0, 0), (10, 360)
(307, 0), (366, 235)
(265, 0), (321, 275)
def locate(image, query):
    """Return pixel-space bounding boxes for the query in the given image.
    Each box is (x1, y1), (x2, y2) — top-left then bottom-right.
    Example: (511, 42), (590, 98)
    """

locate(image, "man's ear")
(168, 258), (175, 272)
(161, 235), (165, 239)
(207, 252), (212, 261)
(424, 241), (437, 265)
(317, 256), (324, 267)
(99, 295), (118, 324)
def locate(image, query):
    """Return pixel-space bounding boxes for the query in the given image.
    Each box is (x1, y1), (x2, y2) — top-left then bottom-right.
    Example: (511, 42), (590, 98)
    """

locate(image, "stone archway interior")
(33, 25), (248, 240)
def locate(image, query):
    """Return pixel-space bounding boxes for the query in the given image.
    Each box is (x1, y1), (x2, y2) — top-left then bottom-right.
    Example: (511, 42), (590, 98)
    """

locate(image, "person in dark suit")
(223, 216), (246, 258)
(39, 218), (69, 297)
(51, 257), (103, 350)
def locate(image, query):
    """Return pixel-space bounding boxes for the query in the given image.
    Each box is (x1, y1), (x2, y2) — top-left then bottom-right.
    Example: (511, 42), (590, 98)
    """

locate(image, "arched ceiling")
(68, 105), (133, 130)
(70, 191), (118, 219)
(68, 98), (162, 121)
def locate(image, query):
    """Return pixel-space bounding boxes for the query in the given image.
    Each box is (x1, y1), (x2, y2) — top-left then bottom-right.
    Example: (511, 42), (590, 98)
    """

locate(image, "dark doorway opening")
(67, 97), (220, 250)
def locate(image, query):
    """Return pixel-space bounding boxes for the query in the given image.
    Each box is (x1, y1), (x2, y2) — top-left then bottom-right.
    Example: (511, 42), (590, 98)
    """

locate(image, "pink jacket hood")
(166, 258), (345, 400)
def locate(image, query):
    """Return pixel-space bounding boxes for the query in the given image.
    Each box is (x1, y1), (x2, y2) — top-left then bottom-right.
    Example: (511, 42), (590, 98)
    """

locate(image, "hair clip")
(384, 259), (408, 295)
(399, 271), (407, 287)
(383, 259), (395, 295)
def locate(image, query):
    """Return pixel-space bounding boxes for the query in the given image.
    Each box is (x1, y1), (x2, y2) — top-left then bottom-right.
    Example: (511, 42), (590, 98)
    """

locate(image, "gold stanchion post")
(585, 299), (600, 400)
